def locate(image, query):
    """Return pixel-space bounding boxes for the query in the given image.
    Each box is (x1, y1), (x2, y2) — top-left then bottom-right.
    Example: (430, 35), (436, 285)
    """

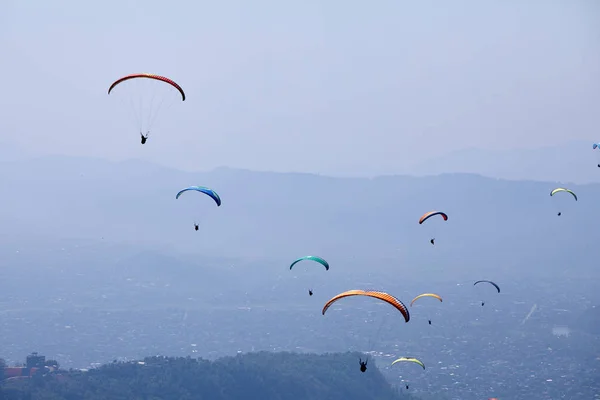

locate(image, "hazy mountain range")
(0, 144), (598, 265)
(2, 139), (599, 182)
(410, 140), (600, 184)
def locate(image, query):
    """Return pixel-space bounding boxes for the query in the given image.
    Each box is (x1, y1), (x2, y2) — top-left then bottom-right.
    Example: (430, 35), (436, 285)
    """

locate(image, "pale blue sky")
(1, 0), (598, 176)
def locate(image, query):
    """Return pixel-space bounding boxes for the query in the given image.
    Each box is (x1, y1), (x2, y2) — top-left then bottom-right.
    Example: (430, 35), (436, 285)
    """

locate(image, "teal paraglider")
(289, 256), (329, 297)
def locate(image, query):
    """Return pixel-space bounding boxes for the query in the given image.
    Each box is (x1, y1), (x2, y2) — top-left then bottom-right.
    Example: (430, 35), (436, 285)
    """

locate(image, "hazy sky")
(1, 0), (598, 176)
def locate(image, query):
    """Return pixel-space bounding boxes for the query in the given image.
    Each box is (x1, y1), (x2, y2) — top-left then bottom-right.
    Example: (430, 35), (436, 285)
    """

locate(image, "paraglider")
(391, 357), (425, 391)
(419, 211), (448, 244)
(550, 188), (577, 216)
(108, 73), (185, 143)
(323, 291), (409, 372)
(175, 186), (221, 230)
(289, 256), (329, 296)
(410, 293), (443, 324)
(593, 143), (600, 167)
(474, 280), (500, 306)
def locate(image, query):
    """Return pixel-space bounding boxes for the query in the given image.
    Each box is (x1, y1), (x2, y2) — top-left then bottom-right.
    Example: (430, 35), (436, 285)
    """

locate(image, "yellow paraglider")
(410, 293), (443, 324)
(391, 357), (425, 370)
(550, 188), (577, 200)
(550, 188), (577, 216)
(410, 293), (443, 307)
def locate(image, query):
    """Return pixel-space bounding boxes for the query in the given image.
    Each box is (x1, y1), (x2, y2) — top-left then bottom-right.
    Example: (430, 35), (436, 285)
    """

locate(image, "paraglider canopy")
(419, 211), (448, 225)
(550, 188), (577, 201)
(289, 256), (330, 271)
(176, 186), (222, 206)
(391, 357), (425, 370)
(108, 74), (186, 100)
(410, 293), (443, 307)
(322, 290), (410, 323)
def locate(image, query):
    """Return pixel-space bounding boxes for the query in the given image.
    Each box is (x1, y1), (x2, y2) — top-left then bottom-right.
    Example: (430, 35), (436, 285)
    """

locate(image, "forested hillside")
(0, 352), (413, 400)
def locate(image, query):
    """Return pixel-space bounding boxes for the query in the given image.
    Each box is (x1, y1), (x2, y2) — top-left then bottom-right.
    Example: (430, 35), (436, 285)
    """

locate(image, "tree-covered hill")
(1, 352), (414, 400)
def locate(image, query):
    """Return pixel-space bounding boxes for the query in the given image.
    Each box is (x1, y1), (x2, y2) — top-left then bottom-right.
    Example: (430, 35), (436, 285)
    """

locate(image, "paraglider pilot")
(308, 289), (313, 296)
(194, 223), (199, 231)
(359, 358), (368, 372)
(430, 238), (435, 245)
(140, 132), (149, 144)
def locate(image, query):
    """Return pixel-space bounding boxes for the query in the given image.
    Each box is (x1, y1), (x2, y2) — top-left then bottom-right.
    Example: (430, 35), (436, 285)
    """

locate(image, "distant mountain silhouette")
(410, 140), (600, 184)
